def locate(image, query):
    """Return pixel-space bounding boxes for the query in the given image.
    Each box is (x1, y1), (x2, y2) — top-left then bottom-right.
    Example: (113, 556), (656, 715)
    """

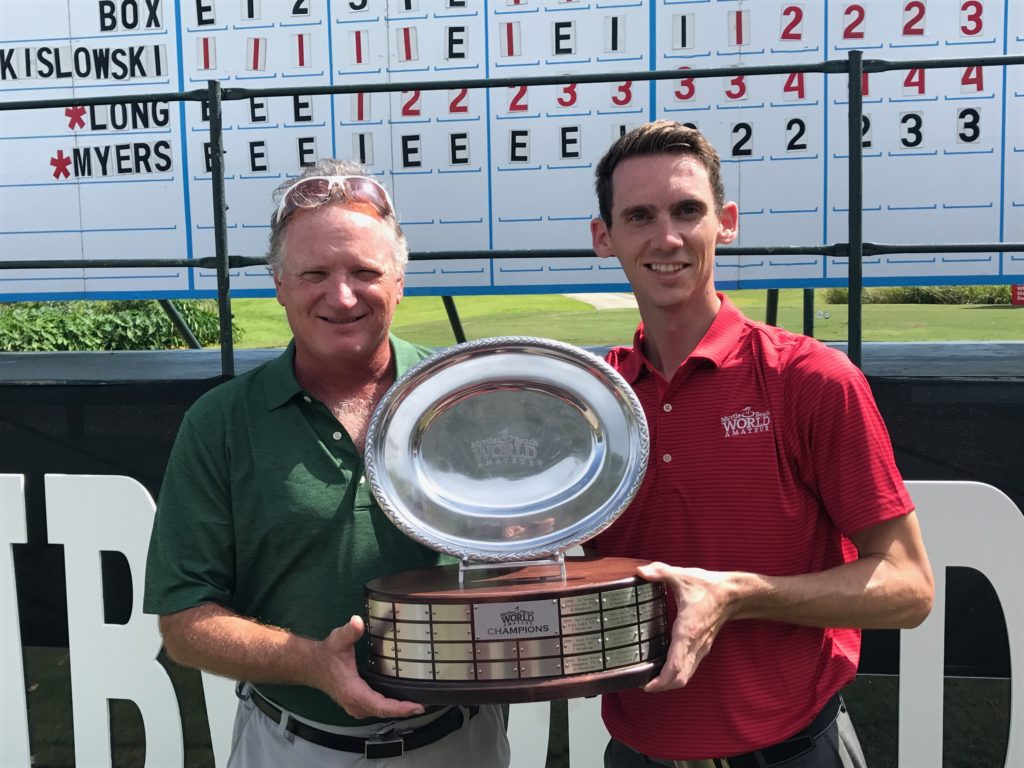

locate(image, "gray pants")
(604, 704), (867, 768)
(227, 690), (510, 768)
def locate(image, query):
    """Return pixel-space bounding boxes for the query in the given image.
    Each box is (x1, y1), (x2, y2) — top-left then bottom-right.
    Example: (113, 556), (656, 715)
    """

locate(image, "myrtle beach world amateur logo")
(721, 406), (772, 438)
(484, 605), (551, 638)
(471, 429), (539, 467)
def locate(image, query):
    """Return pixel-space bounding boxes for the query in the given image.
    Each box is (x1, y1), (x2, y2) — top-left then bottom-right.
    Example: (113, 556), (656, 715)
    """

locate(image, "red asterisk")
(65, 105), (86, 130)
(50, 150), (72, 179)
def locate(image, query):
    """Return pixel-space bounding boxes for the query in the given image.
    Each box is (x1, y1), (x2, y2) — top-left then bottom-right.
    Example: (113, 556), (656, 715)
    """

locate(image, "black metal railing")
(3, 51), (1023, 375)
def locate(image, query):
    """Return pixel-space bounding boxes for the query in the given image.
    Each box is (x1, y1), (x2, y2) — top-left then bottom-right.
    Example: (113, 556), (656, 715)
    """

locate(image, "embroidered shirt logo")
(721, 406), (771, 438)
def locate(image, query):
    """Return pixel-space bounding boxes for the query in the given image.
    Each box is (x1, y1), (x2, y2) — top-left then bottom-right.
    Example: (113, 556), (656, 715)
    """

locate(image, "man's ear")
(591, 218), (614, 259)
(273, 271), (285, 307)
(717, 201), (739, 245)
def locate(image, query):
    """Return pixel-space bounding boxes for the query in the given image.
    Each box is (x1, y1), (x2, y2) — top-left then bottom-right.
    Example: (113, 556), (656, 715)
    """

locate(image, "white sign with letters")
(1, 476), (1023, 766)
(0, 0), (1021, 300)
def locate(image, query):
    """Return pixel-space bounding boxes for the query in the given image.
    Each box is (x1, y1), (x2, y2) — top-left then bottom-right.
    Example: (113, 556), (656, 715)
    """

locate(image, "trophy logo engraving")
(501, 606), (535, 626)
(474, 600), (559, 640)
(471, 430), (539, 467)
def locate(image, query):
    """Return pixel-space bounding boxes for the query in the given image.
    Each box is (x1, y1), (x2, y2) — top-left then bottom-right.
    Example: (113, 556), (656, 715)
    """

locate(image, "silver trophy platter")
(363, 336), (650, 563)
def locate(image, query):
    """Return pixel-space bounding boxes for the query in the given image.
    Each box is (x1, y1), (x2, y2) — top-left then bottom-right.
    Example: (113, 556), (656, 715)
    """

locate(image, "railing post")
(208, 80), (235, 378)
(765, 289), (779, 327)
(441, 296), (467, 344)
(157, 300), (202, 349)
(802, 288), (815, 337)
(846, 51), (864, 368)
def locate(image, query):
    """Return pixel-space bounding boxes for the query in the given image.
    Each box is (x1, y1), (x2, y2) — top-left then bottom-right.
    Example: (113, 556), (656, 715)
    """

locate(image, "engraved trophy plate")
(362, 338), (667, 704)
(365, 558), (669, 704)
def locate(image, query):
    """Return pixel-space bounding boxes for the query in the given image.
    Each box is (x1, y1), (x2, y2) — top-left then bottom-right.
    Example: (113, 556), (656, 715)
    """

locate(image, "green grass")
(229, 290), (1024, 349)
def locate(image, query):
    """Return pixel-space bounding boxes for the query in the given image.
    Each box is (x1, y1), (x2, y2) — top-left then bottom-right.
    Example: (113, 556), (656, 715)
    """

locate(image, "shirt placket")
(298, 394), (365, 499)
(650, 360), (699, 470)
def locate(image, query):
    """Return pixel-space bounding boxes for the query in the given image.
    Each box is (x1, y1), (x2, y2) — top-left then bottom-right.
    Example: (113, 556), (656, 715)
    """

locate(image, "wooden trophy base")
(363, 555), (668, 704)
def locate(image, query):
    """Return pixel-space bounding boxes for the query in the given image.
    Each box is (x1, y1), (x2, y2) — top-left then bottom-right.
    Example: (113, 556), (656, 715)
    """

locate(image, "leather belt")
(669, 692), (844, 768)
(246, 685), (478, 759)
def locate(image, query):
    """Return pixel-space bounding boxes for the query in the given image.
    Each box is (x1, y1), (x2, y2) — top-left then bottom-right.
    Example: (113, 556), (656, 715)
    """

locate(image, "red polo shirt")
(593, 295), (913, 760)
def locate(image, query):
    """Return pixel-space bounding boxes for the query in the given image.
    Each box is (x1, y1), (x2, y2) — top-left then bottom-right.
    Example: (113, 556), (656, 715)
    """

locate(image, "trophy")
(362, 337), (667, 704)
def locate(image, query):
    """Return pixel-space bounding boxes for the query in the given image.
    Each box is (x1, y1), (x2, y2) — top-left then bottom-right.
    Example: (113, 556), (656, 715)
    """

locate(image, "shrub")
(823, 285), (1011, 305)
(0, 300), (242, 351)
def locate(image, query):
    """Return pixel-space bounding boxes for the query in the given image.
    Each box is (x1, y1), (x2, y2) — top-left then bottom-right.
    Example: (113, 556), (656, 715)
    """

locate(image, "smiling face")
(274, 203), (404, 372)
(591, 153), (737, 321)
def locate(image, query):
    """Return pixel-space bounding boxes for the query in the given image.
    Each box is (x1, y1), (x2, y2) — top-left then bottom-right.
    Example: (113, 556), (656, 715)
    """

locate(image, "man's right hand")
(313, 615), (426, 719)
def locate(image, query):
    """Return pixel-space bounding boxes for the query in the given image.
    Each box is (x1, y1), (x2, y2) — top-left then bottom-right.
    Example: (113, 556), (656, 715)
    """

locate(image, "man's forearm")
(639, 511), (933, 692)
(159, 602), (323, 688)
(691, 510), (934, 631)
(724, 553), (933, 630)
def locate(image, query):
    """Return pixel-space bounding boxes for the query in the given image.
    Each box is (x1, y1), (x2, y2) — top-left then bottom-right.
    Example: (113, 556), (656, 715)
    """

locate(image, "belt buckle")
(365, 731), (405, 760)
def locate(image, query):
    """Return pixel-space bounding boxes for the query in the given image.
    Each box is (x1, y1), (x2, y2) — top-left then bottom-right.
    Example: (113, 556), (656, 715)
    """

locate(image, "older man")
(589, 122), (934, 768)
(144, 159), (509, 767)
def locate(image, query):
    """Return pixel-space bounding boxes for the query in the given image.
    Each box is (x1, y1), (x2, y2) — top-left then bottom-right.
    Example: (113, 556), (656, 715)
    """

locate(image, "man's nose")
(328, 277), (358, 308)
(651, 215), (684, 249)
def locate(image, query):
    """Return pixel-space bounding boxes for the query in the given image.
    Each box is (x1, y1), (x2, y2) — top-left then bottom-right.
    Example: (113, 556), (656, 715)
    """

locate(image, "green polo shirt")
(144, 336), (450, 725)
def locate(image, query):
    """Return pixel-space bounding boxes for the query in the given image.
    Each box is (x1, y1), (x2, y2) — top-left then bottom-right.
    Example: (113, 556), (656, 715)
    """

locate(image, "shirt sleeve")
(783, 342), (914, 536)
(143, 403), (237, 616)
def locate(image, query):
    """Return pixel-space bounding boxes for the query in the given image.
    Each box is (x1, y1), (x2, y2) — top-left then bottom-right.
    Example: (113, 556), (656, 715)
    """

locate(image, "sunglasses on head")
(273, 175), (395, 225)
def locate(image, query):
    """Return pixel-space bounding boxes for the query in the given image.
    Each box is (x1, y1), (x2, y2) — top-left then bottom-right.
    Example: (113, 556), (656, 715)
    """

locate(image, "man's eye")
(301, 271), (327, 281)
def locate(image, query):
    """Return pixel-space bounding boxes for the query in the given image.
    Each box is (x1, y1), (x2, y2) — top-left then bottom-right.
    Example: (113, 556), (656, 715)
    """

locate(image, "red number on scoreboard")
(401, 90), (421, 117)
(725, 74), (747, 100)
(902, 1), (926, 36)
(960, 0), (983, 35)
(781, 5), (803, 40)
(611, 81), (633, 106)
(557, 83), (578, 108)
(675, 67), (695, 101)
(843, 4), (865, 39)
(509, 85), (529, 112)
(448, 88), (469, 114)
(783, 72), (806, 100)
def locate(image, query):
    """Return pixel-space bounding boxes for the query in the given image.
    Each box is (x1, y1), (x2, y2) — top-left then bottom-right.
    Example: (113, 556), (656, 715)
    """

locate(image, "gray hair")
(266, 158), (409, 277)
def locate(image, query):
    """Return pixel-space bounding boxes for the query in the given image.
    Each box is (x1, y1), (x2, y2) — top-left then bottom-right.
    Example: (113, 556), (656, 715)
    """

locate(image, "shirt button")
(332, 431), (342, 441)
(663, 403), (672, 413)
(662, 454), (672, 463)
(303, 395), (312, 403)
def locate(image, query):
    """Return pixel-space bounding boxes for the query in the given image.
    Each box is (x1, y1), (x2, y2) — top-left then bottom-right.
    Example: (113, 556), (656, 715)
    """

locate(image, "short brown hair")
(594, 121), (725, 225)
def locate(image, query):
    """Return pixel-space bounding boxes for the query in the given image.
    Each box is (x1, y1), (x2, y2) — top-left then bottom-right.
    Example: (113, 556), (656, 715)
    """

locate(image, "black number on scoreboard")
(957, 107), (980, 143)
(732, 122), (753, 156)
(786, 118), (807, 151)
(900, 112), (924, 148)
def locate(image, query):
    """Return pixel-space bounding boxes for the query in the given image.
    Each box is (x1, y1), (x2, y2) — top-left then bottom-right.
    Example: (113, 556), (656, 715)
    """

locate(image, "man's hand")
(638, 562), (735, 693)
(312, 616), (425, 719)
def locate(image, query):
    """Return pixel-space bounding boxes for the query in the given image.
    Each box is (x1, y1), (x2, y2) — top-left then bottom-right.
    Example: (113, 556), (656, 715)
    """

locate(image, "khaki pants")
(226, 693), (510, 768)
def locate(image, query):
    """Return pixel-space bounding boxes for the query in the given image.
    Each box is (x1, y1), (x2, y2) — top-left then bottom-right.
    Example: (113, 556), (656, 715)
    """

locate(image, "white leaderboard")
(0, 0), (1022, 299)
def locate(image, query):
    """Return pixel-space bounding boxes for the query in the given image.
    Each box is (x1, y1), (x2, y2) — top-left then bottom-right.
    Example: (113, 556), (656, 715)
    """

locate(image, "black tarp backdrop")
(2, 362), (1020, 677)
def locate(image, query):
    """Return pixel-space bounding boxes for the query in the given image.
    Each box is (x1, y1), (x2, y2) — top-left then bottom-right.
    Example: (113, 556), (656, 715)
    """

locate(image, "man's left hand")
(637, 561), (735, 692)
